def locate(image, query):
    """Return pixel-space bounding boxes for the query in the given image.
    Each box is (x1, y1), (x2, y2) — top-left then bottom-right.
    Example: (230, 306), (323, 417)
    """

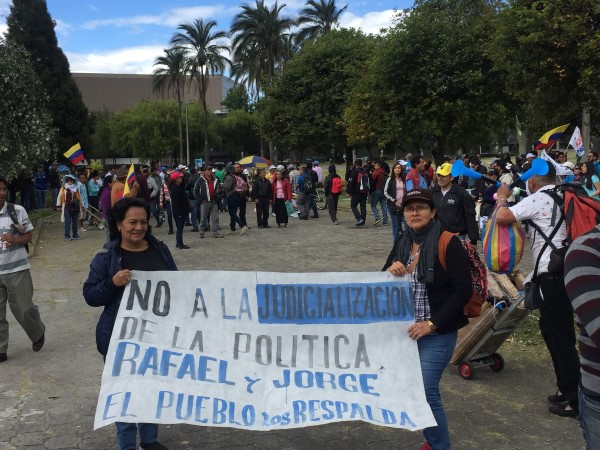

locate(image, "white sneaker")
(240, 226), (249, 235)
(79, 228), (88, 232)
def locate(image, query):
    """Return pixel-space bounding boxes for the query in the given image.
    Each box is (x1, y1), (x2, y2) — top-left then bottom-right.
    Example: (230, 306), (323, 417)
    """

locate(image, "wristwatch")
(427, 320), (437, 332)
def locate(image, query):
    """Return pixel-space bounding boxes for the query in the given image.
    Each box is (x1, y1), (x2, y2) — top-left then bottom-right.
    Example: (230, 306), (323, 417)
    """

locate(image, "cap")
(313, 160), (319, 165)
(170, 171), (184, 180)
(526, 153), (536, 159)
(177, 164), (188, 171)
(64, 174), (77, 181)
(402, 188), (434, 208)
(397, 159), (407, 166)
(435, 163), (452, 176)
(287, 164), (295, 170)
(276, 165), (285, 171)
(269, 165), (276, 170)
(562, 161), (575, 170)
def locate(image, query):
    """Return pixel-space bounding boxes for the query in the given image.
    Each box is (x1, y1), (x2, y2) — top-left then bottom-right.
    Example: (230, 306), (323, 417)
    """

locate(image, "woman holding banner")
(83, 197), (177, 450)
(383, 188), (472, 450)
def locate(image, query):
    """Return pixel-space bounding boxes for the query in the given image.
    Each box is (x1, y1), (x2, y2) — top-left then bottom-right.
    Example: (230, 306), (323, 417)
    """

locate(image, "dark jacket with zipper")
(194, 176), (222, 203)
(169, 182), (191, 217)
(431, 184), (479, 244)
(252, 177), (273, 200)
(382, 233), (472, 333)
(83, 235), (177, 355)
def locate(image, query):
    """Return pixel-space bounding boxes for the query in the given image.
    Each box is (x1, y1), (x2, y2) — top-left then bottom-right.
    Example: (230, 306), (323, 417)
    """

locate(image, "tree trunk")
(516, 116), (528, 155)
(582, 106), (591, 156)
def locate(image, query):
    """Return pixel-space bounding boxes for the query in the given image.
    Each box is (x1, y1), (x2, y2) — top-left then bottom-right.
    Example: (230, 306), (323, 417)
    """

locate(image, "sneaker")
(79, 227), (88, 232)
(311, 214), (319, 218)
(299, 215), (308, 220)
(0, 353), (7, 363)
(240, 226), (249, 235)
(190, 228), (199, 232)
(65, 236), (72, 241)
(356, 220), (365, 227)
(73, 236), (81, 240)
(199, 232), (205, 238)
(32, 333), (45, 352)
(549, 403), (578, 418)
(382, 221), (389, 226)
(140, 441), (168, 450)
(213, 233), (224, 238)
(177, 245), (190, 250)
(333, 220), (339, 225)
(373, 218), (382, 225)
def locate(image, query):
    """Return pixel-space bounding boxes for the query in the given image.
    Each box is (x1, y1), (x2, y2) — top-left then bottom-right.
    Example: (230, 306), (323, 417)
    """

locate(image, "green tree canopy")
(6, 0), (90, 154)
(261, 28), (375, 162)
(0, 38), (56, 179)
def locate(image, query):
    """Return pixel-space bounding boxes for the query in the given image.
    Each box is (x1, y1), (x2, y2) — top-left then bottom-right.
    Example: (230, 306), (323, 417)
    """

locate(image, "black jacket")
(169, 183), (191, 217)
(431, 184), (479, 244)
(346, 168), (369, 197)
(252, 177), (273, 200)
(194, 176), (222, 203)
(382, 234), (472, 333)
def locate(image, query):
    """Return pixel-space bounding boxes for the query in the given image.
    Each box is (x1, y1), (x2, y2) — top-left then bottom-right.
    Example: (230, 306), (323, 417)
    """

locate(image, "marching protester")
(111, 166), (127, 206)
(160, 177), (174, 235)
(169, 171), (191, 249)
(431, 163), (479, 246)
(57, 174), (82, 241)
(295, 166), (313, 220)
(99, 174), (113, 241)
(78, 173), (89, 233)
(49, 162), (61, 211)
(34, 164), (47, 209)
(271, 169), (292, 228)
(565, 224), (600, 449)
(0, 176), (45, 364)
(251, 168), (273, 229)
(234, 163), (250, 229)
(83, 197), (176, 450)
(405, 155), (428, 190)
(223, 164), (249, 234)
(495, 161), (581, 418)
(384, 161), (406, 241)
(581, 162), (600, 199)
(87, 170), (102, 218)
(194, 165), (224, 238)
(346, 159), (369, 227)
(370, 160), (389, 226)
(383, 188), (472, 450)
(323, 164), (342, 225)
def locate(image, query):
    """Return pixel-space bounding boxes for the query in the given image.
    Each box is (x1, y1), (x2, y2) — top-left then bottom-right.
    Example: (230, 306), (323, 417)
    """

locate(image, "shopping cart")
(451, 293), (529, 380)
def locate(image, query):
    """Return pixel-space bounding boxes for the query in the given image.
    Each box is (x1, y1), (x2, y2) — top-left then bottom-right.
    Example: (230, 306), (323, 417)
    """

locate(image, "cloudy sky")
(0, 0), (413, 74)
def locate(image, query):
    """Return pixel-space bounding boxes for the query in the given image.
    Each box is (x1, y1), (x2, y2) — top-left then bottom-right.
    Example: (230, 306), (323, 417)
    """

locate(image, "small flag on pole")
(534, 124), (570, 150)
(64, 143), (85, 164)
(123, 163), (136, 196)
(568, 126), (585, 157)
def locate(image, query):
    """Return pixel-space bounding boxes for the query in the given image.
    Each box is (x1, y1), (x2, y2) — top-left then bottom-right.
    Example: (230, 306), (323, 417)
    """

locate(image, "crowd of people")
(2, 148), (600, 450)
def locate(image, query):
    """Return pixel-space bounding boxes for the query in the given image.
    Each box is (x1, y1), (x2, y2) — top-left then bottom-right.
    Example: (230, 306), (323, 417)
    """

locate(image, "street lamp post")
(185, 104), (190, 166)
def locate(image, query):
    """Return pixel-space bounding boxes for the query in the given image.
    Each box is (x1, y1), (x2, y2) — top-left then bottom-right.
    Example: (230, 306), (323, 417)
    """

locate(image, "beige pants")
(0, 269), (45, 353)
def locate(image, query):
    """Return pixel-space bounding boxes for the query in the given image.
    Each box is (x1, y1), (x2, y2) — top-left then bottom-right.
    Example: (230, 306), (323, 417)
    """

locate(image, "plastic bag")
(482, 207), (526, 273)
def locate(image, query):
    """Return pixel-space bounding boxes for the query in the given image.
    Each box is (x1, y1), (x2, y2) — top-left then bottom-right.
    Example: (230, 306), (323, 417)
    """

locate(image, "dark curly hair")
(107, 197), (152, 241)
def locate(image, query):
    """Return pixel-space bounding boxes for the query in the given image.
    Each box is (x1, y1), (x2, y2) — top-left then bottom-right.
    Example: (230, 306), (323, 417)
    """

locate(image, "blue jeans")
(418, 331), (457, 450)
(579, 388), (600, 450)
(164, 201), (173, 232)
(227, 194), (244, 231)
(370, 190), (388, 222)
(390, 213), (401, 241)
(64, 211), (79, 239)
(115, 422), (158, 450)
(36, 189), (46, 209)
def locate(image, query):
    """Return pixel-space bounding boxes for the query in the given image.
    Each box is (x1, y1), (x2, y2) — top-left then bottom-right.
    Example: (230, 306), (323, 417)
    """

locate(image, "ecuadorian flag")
(123, 163), (136, 195)
(64, 143), (85, 164)
(534, 124), (569, 150)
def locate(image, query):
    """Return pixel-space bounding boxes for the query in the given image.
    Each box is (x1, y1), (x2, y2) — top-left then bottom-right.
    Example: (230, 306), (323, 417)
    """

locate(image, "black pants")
(539, 274), (581, 407)
(327, 194), (339, 221)
(239, 196), (248, 226)
(256, 198), (270, 227)
(350, 195), (367, 222)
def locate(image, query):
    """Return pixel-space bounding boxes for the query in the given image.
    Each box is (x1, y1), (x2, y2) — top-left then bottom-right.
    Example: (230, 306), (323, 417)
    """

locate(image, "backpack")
(233, 175), (248, 194)
(527, 183), (600, 276)
(438, 231), (487, 318)
(65, 189), (80, 213)
(6, 203), (29, 253)
(303, 175), (315, 195)
(356, 170), (370, 194)
(331, 177), (343, 194)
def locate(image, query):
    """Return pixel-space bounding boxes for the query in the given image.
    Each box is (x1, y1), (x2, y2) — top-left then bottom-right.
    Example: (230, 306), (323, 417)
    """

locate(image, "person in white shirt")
(494, 160), (580, 418)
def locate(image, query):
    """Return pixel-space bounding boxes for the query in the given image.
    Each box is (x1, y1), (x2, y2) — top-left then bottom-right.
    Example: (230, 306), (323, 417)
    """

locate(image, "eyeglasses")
(404, 205), (430, 214)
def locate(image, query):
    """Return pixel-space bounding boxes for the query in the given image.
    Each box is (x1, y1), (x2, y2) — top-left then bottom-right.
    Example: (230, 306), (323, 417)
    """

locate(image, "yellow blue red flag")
(64, 143), (85, 164)
(534, 124), (569, 150)
(123, 163), (136, 195)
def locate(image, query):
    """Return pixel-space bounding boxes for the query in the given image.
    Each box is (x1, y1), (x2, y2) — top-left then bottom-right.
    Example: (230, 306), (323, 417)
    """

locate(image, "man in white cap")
(523, 153), (536, 171)
(266, 165), (277, 181)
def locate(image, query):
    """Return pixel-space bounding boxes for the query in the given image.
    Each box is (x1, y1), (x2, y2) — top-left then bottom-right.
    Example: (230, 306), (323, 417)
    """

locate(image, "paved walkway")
(0, 208), (584, 449)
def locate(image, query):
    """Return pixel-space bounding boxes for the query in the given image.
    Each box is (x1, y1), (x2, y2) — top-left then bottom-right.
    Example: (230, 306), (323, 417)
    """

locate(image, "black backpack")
(356, 170), (370, 194)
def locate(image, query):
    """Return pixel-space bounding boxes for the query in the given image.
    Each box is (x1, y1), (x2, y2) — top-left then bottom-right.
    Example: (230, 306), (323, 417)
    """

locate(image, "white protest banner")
(94, 270), (436, 431)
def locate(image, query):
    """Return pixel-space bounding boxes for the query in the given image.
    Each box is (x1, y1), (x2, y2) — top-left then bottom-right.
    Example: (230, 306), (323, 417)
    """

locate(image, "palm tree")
(230, 0), (295, 95)
(231, 0), (295, 159)
(171, 19), (230, 163)
(296, 0), (348, 44)
(152, 46), (187, 162)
